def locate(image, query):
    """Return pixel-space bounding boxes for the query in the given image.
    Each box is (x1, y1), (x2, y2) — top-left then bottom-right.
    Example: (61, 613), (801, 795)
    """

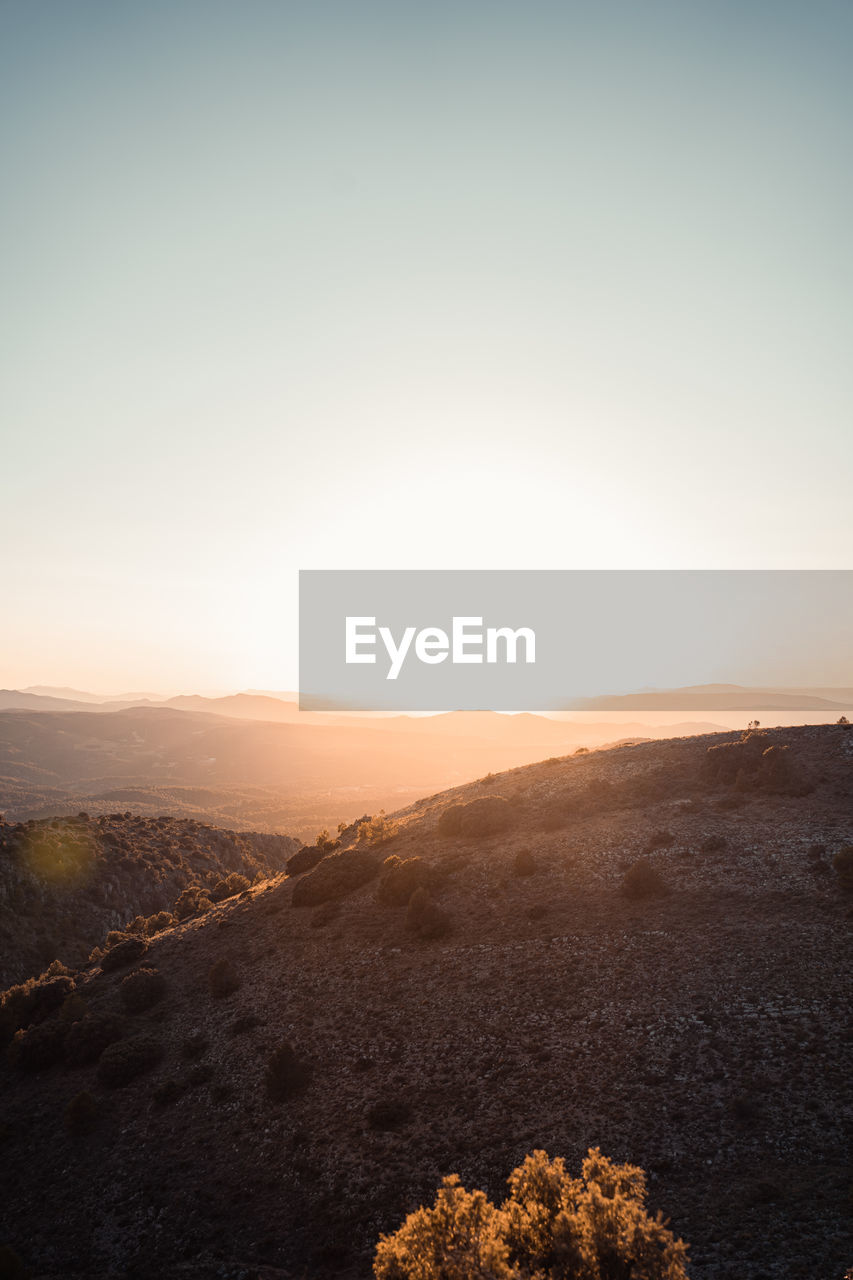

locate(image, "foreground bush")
(374, 1147), (688, 1279)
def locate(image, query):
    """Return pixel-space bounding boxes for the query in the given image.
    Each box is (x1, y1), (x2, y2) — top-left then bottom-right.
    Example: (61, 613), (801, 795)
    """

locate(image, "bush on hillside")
(377, 855), (431, 906)
(621, 858), (668, 900)
(373, 1146), (689, 1280)
(64, 1013), (126, 1067)
(174, 888), (213, 921)
(438, 796), (514, 838)
(406, 888), (451, 940)
(833, 845), (853, 891)
(705, 732), (810, 796)
(96, 1035), (163, 1088)
(7, 1020), (68, 1072)
(208, 958), (241, 998)
(120, 967), (166, 1013)
(211, 873), (251, 902)
(291, 848), (382, 908)
(513, 848), (537, 877)
(286, 844), (327, 877)
(357, 811), (400, 847)
(0, 973), (75, 1047)
(265, 1041), (312, 1101)
(143, 911), (175, 936)
(100, 936), (148, 972)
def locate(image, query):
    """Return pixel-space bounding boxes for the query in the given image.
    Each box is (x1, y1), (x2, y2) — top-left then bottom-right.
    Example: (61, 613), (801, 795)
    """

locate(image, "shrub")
(645, 830), (675, 852)
(8, 1020), (68, 1072)
(144, 911), (175, 936)
(286, 844), (327, 877)
(374, 1146), (689, 1280)
(406, 888), (451, 940)
(513, 848), (537, 877)
(833, 845), (853, 891)
(367, 1098), (413, 1131)
(378, 855), (431, 906)
(438, 796), (514, 838)
(621, 858), (668, 899)
(120, 967), (166, 1013)
(64, 1013), (126, 1067)
(374, 1175), (511, 1279)
(64, 1091), (97, 1136)
(208, 958), (241, 998)
(96, 1035), (163, 1088)
(705, 734), (810, 795)
(174, 888), (212, 922)
(0, 974), (76, 1047)
(291, 848), (382, 908)
(100, 936), (148, 972)
(357, 811), (400, 847)
(211, 873), (251, 902)
(265, 1042), (312, 1101)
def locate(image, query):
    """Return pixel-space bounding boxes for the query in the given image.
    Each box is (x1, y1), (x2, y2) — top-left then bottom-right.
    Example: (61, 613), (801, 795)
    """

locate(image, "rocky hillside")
(0, 724), (851, 1280)
(0, 813), (299, 985)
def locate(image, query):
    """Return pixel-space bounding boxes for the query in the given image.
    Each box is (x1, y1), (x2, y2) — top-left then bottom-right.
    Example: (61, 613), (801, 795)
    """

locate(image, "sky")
(2, 0), (852, 693)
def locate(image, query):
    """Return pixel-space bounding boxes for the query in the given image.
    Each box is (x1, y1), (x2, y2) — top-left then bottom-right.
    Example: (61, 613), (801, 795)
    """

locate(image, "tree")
(374, 1147), (689, 1280)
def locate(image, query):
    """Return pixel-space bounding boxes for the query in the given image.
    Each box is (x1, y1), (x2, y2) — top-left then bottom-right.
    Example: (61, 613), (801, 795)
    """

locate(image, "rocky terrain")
(0, 724), (850, 1279)
(0, 813), (298, 985)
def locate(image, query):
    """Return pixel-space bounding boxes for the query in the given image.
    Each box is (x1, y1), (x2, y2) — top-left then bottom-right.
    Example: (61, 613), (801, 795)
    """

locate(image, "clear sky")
(2, 1), (852, 692)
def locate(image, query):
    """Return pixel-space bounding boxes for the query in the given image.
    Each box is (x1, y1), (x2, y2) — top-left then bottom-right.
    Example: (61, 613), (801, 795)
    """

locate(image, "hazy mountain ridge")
(0, 705), (725, 838)
(0, 723), (850, 1279)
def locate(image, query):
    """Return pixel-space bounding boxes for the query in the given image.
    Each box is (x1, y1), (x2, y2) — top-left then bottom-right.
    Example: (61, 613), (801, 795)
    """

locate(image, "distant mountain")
(22, 686), (166, 703)
(566, 683), (853, 712)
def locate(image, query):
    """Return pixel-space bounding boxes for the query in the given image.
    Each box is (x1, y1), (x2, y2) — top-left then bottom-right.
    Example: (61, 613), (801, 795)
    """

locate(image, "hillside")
(0, 724), (851, 1279)
(0, 814), (298, 985)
